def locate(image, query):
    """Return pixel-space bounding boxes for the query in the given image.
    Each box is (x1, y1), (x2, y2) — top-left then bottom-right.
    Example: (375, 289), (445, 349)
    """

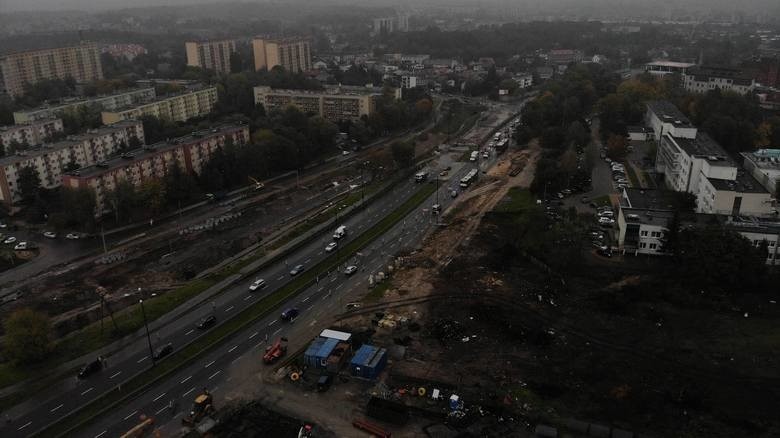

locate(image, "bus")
(459, 169), (479, 188)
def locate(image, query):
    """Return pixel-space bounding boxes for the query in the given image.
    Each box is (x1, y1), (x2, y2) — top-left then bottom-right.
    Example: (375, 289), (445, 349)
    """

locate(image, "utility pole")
(140, 299), (155, 365)
(101, 225), (107, 254)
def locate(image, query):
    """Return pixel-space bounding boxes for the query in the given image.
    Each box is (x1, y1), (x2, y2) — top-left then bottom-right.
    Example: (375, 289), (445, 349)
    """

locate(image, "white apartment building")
(683, 66), (755, 96)
(254, 85), (398, 122)
(13, 88), (156, 124)
(0, 120), (144, 206)
(101, 86), (218, 125)
(62, 124), (249, 216)
(0, 118), (63, 149)
(645, 100), (697, 141)
(741, 149), (780, 197)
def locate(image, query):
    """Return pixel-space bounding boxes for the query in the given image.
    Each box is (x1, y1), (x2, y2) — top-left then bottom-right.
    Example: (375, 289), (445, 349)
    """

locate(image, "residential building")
(185, 40), (237, 74)
(655, 131), (737, 194)
(548, 49), (581, 65)
(62, 124), (249, 216)
(373, 17), (395, 34)
(0, 120), (144, 207)
(0, 42), (103, 98)
(254, 85), (398, 122)
(101, 86), (218, 125)
(401, 76), (418, 89)
(252, 37), (311, 73)
(697, 172), (774, 217)
(644, 61), (696, 77)
(13, 87), (156, 124)
(741, 149), (780, 197)
(0, 118), (64, 149)
(683, 65), (755, 95)
(645, 100), (697, 141)
(513, 73), (533, 89)
(101, 44), (147, 61)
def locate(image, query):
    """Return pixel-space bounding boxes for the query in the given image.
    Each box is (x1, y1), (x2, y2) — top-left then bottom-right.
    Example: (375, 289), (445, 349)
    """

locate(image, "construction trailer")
(349, 344), (388, 379)
(303, 329), (353, 371)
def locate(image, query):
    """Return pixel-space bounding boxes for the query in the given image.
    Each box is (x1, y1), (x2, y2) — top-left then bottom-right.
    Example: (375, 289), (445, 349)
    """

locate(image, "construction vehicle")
(248, 176), (265, 191)
(263, 337), (288, 364)
(120, 414), (154, 438)
(181, 390), (215, 426)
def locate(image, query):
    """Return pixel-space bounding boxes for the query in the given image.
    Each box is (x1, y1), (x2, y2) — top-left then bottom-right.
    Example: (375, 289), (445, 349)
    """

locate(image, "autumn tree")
(4, 308), (53, 364)
(606, 134), (628, 160)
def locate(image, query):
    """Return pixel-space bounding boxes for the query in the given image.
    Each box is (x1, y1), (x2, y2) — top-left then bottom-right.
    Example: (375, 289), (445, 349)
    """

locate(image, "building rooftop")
(646, 100), (693, 128)
(621, 207), (676, 226)
(104, 85), (216, 113)
(0, 118), (60, 132)
(67, 124), (245, 179)
(672, 132), (736, 166)
(255, 85), (383, 97)
(742, 149), (780, 171)
(0, 121), (141, 167)
(14, 88), (155, 114)
(645, 61), (696, 68)
(686, 65), (753, 85)
(718, 215), (780, 235)
(620, 188), (679, 211)
(707, 172), (769, 194)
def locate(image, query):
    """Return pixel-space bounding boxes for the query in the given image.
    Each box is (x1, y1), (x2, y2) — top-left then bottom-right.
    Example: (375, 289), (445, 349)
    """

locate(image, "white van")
(333, 225), (347, 240)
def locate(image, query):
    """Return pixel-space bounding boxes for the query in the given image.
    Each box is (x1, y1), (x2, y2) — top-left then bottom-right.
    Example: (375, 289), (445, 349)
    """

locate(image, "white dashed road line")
(268, 319), (277, 326)
(185, 329), (194, 335)
(94, 431), (107, 438)
(17, 422), (32, 431)
(180, 376), (192, 384)
(137, 356), (148, 363)
(208, 370), (221, 380)
(80, 387), (93, 396)
(228, 345), (238, 353)
(110, 371), (122, 379)
(205, 360), (215, 368)
(50, 404), (63, 413)
(182, 387), (195, 397)
(123, 410), (138, 421)
(249, 331), (258, 339)
(153, 392), (166, 402)
(225, 306), (234, 312)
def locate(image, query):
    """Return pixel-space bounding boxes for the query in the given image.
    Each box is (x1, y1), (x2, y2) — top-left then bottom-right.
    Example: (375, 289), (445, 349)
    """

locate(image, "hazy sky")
(0, 0), (778, 14)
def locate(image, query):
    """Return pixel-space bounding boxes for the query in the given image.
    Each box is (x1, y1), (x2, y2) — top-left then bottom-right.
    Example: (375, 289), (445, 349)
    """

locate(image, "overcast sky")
(0, 0), (778, 14)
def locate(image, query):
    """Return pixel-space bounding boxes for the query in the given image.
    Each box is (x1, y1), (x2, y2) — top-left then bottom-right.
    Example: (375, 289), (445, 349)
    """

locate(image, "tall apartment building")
(185, 40), (237, 74)
(1, 118), (64, 149)
(683, 65), (755, 95)
(648, 101), (773, 218)
(0, 42), (103, 98)
(101, 86), (218, 125)
(254, 85), (396, 122)
(252, 37), (311, 73)
(62, 124), (249, 216)
(0, 120), (144, 206)
(13, 87), (156, 124)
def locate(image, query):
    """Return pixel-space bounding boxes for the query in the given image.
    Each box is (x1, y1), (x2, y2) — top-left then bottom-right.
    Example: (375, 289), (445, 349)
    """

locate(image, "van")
(333, 225), (347, 240)
(414, 171), (428, 182)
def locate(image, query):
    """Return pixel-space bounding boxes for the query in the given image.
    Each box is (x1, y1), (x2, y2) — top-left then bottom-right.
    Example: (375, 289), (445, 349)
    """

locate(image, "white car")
(598, 217), (615, 225)
(43, 231), (57, 239)
(325, 242), (337, 252)
(3, 236), (16, 244)
(65, 233), (80, 240)
(344, 265), (358, 275)
(598, 210), (614, 218)
(249, 278), (266, 291)
(0, 223), (6, 229)
(13, 242), (27, 251)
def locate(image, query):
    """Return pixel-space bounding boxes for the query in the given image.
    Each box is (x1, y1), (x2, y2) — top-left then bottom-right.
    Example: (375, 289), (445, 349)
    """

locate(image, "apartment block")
(185, 40), (236, 74)
(741, 149), (780, 197)
(101, 86), (218, 125)
(252, 37), (311, 73)
(683, 65), (755, 95)
(0, 118), (64, 149)
(62, 124), (249, 216)
(0, 42), (103, 98)
(0, 120), (144, 206)
(13, 87), (156, 124)
(645, 100), (697, 141)
(254, 85), (394, 122)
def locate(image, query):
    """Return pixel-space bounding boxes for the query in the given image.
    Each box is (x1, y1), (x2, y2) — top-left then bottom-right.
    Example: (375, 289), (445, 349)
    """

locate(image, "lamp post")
(139, 299), (155, 365)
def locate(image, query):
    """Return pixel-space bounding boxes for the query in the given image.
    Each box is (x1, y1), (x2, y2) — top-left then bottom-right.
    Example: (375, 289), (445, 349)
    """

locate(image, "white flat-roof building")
(644, 61), (696, 76)
(684, 66), (755, 95)
(741, 149), (780, 197)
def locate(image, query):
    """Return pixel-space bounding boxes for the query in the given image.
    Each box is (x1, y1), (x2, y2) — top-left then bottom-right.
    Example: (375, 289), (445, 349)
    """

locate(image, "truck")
(333, 225), (347, 240)
(182, 390), (215, 426)
(414, 171), (428, 182)
(469, 151), (479, 162)
(263, 338), (288, 364)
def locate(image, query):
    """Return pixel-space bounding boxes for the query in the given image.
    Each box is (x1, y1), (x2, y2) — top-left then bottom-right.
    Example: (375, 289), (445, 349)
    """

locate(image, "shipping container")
(350, 344), (388, 379)
(303, 337), (327, 368)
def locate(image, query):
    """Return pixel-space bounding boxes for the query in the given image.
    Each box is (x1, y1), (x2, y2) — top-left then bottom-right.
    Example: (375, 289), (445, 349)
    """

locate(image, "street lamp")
(139, 299), (155, 365)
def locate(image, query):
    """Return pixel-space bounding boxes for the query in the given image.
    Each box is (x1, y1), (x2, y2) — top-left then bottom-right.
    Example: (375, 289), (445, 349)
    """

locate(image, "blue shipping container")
(350, 345), (388, 379)
(314, 338), (340, 368)
(303, 337), (327, 368)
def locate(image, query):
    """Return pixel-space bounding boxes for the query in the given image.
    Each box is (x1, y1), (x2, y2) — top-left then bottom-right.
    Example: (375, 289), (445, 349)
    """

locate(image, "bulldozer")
(181, 390), (215, 426)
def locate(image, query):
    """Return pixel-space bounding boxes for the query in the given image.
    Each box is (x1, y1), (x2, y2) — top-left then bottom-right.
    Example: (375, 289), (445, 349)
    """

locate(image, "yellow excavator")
(181, 390), (215, 426)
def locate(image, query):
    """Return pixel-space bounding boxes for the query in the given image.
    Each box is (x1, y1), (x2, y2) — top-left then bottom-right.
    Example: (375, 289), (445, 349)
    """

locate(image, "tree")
(4, 308), (53, 364)
(17, 166), (41, 202)
(391, 140), (415, 167)
(606, 134), (628, 160)
(59, 187), (97, 230)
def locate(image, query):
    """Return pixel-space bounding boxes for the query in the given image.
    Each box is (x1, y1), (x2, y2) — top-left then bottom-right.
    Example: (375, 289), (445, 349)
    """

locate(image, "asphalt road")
(78, 158), (474, 438)
(2, 156), (471, 437)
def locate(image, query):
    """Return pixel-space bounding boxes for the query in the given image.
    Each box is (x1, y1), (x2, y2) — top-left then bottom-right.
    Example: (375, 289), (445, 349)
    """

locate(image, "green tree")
(17, 166), (41, 202)
(60, 186), (97, 230)
(391, 140), (415, 167)
(4, 308), (53, 364)
(106, 180), (138, 223)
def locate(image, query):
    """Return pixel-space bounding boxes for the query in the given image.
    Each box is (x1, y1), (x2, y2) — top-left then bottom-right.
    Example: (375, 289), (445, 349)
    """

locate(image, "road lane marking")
(205, 360), (215, 368)
(94, 431), (107, 438)
(272, 328), (281, 336)
(317, 251), (323, 255)
(231, 355), (242, 364)
(249, 331), (258, 339)
(110, 371), (122, 379)
(244, 295), (252, 301)
(123, 410), (138, 421)
(302, 296), (311, 302)
(228, 345), (238, 353)
(155, 406), (167, 415)
(50, 404), (63, 413)
(225, 306), (234, 312)
(180, 376), (192, 384)
(254, 342), (264, 349)
(153, 393), (166, 402)
(182, 387), (195, 397)
(208, 370), (221, 380)
(185, 329), (194, 335)
(306, 304), (314, 311)
(304, 258), (311, 264)
(80, 387), (93, 396)
(17, 422), (32, 431)
(137, 356), (148, 363)
(277, 275), (284, 280)
(268, 319), (277, 326)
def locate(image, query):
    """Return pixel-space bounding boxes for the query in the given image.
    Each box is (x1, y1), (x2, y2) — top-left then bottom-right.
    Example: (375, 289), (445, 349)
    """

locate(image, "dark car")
(596, 247), (613, 258)
(78, 357), (103, 379)
(289, 264), (305, 276)
(281, 308), (299, 321)
(197, 315), (217, 330)
(317, 375), (332, 392)
(153, 343), (174, 360)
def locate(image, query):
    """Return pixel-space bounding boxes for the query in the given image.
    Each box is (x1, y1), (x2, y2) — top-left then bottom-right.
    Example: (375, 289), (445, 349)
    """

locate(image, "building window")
(649, 243), (657, 250)
(639, 242), (647, 249)
(640, 231), (648, 237)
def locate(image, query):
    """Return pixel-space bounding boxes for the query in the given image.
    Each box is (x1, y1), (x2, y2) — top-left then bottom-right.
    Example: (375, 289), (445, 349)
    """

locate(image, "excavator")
(181, 389), (215, 426)
(263, 337), (288, 364)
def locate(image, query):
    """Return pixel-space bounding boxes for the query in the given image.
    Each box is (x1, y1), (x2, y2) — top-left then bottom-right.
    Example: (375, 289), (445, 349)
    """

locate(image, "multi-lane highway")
(79, 158), (474, 437)
(3, 152), (473, 437)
